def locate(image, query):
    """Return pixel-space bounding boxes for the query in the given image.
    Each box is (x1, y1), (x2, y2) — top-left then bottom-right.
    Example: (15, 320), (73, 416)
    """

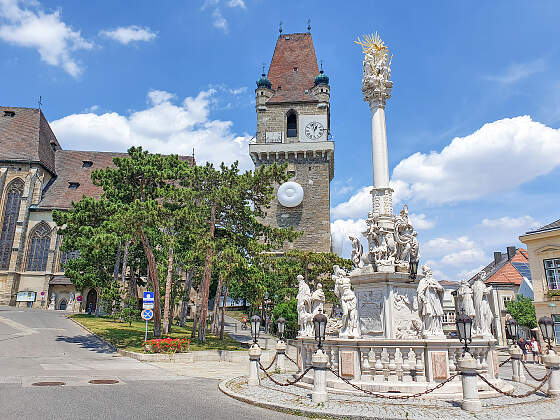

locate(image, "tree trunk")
(198, 204), (216, 343)
(128, 269), (139, 308)
(113, 242), (122, 282)
(220, 282), (230, 340)
(211, 272), (224, 335)
(121, 241), (129, 288)
(138, 229), (162, 338)
(179, 269), (194, 327)
(162, 247), (174, 335)
(191, 287), (202, 339)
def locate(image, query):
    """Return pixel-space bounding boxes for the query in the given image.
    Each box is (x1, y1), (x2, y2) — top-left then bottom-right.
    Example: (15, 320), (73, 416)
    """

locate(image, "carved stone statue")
(457, 279), (475, 318)
(333, 265), (361, 338)
(349, 236), (364, 268)
(416, 265), (445, 337)
(296, 275), (313, 337)
(311, 283), (325, 316)
(473, 272), (493, 337)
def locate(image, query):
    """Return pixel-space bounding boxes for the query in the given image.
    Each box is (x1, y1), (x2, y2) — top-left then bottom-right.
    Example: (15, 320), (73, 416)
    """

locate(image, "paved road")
(0, 306), (300, 420)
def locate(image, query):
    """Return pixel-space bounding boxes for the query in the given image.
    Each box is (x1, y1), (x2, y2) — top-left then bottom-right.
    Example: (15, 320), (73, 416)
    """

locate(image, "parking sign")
(143, 291), (154, 309)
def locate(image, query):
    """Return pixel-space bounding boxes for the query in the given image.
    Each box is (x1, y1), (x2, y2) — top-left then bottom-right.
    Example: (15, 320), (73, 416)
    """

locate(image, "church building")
(249, 32), (334, 253)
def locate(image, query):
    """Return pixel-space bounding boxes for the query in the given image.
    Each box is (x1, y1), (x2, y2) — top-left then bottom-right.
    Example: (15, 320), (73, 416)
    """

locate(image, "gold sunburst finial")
(354, 32), (388, 57)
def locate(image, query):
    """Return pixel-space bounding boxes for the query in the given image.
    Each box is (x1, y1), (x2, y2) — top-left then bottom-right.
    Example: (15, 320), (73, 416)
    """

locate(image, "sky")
(1, 0), (560, 281)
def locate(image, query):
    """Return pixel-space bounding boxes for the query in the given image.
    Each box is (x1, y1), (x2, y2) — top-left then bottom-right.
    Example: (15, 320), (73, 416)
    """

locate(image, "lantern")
(505, 318), (518, 343)
(455, 310), (473, 354)
(277, 317), (286, 340)
(250, 314), (261, 344)
(313, 312), (328, 349)
(539, 316), (555, 350)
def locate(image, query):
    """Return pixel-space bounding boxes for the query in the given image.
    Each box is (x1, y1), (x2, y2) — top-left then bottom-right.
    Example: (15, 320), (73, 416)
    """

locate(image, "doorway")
(59, 299), (67, 310)
(86, 289), (97, 313)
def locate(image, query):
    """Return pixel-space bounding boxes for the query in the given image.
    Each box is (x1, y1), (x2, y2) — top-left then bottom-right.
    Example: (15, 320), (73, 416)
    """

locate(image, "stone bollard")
(510, 346), (526, 383)
(248, 344), (262, 386)
(312, 348), (329, 403)
(275, 340), (287, 373)
(544, 351), (560, 397)
(458, 352), (482, 412)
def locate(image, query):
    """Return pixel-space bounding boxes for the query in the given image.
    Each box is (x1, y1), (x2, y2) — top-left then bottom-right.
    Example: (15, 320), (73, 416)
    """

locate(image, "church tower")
(249, 33), (334, 253)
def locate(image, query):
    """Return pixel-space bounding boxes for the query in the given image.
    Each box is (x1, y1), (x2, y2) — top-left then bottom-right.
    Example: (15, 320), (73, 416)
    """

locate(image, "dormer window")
(50, 142), (57, 152)
(82, 160), (93, 168)
(68, 182), (80, 189)
(277, 85), (282, 91)
(293, 67), (298, 72)
(286, 110), (297, 138)
(3, 110), (15, 117)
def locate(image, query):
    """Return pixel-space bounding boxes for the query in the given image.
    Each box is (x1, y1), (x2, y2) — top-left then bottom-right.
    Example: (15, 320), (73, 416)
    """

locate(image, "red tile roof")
(485, 248), (528, 286)
(0, 106), (60, 174)
(267, 33), (319, 103)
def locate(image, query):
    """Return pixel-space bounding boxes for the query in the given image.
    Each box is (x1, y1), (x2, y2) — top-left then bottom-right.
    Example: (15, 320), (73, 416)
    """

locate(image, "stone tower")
(249, 33), (334, 253)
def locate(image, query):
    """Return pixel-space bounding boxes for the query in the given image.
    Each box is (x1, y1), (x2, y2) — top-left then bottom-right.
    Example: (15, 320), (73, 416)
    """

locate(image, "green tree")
(506, 294), (537, 329)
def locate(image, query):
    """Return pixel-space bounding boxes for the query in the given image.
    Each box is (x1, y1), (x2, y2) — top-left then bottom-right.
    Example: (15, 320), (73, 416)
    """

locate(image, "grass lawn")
(71, 314), (246, 353)
(225, 309), (250, 323)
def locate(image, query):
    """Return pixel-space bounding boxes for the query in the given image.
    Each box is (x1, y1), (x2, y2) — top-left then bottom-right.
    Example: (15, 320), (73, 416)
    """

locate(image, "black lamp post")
(456, 309), (473, 355)
(505, 318), (518, 345)
(277, 317), (286, 340)
(313, 312), (327, 350)
(539, 316), (555, 351)
(250, 314), (261, 345)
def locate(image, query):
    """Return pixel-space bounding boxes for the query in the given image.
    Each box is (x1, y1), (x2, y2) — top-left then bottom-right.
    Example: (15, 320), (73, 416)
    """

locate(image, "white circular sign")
(277, 181), (304, 207)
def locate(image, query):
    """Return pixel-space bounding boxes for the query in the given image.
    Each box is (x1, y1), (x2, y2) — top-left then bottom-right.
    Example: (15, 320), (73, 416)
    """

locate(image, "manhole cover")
(32, 381), (65, 386)
(88, 379), (119, 384)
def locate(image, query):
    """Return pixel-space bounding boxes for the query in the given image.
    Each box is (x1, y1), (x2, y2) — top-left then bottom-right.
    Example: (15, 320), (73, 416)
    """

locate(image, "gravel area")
(220, 358), (560, 420)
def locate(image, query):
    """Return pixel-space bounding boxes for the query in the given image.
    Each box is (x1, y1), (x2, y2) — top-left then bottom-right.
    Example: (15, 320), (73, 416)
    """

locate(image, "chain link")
(499, 357), (511, 367)
(258, 361), (313, 386)
(284, 353), (299, 367)
(261, 352), (278, 371)
(476, 371), (551, 398)
(327, 367), (460, 400)
(520, 360), (548, 382)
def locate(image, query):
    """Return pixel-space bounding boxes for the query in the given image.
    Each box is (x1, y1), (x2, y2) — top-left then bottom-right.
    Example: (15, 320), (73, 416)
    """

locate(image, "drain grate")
(32, 381), (65, 386)
(88, 379), (119, 384)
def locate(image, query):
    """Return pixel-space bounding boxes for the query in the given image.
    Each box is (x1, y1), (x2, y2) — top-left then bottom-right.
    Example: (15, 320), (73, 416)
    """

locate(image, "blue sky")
(2, 0), (560, 280)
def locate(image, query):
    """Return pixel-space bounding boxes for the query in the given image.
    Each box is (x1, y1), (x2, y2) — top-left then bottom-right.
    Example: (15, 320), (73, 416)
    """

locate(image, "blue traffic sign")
(141, 309), (153, 321)
(143, 291), (154, 302)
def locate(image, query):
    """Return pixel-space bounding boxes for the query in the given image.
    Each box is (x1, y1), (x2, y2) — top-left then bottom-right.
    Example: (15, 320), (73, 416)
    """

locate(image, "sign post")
(141, 309), (154, 341)
(142, 292), (155, 341)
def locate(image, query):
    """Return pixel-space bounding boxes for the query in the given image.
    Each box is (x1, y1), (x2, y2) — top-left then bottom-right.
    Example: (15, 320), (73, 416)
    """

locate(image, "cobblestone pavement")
(219, 355), (560, 420)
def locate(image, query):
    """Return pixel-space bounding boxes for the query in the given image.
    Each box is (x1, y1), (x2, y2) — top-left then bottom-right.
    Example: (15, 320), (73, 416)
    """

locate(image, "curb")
(217, 376), (404, 420)
(66, 315), (118, 352)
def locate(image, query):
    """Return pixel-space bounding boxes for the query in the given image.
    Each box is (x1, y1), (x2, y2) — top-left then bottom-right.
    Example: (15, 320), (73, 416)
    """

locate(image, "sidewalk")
(222, 314), (277, 350)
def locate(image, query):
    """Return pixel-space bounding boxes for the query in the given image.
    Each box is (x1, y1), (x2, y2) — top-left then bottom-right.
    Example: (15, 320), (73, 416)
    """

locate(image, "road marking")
(0, 316), (36, 338)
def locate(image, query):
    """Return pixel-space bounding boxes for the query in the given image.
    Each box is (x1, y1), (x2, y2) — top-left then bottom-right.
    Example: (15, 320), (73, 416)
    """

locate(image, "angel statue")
(349, 236), (364, 268)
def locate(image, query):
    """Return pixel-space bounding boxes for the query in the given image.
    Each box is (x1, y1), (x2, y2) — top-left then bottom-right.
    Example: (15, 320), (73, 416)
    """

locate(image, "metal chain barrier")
(476, 371), (551, 398)
(284, 353), (299, 367)
(327, 367), (461, 400)
(258, 361), (313, 387)
(499, 357), (511, 367)
(261, 352), (278, 371)
(520, 360), (548, 382)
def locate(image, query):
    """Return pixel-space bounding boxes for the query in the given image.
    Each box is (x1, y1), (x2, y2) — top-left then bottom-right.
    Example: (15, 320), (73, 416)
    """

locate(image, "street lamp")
(251, 314), (261, 345)
(313, 312), (327, 350)
(277, 317), (286, 340)
(456, 309), (473, 355)
(505, 318), (518, 345)
(539, 316), (555, 352)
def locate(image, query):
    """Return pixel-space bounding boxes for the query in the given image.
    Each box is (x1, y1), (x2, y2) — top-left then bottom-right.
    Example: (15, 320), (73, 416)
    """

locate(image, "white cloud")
(484, 59), (546, 85)
(392, 116), (560, 204)
(99, 25), (156, 45)
(0, 0), (93, 77)
(211, 8), (227, 32)
(50, 88), (253, 170)
(423, 236), (476, 257)
(330, 218), (366, 258)
(457, 265), (485, 281)
(227, 0), (246, 8)
(480, 215), (540, 230)
(409, 213), (436, 230)
(440, 248), (486, 265)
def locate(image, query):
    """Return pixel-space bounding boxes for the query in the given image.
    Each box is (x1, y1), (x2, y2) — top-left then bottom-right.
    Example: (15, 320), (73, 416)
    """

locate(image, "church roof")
(267, 33), (319, 103)
(0, 106), (61, 174)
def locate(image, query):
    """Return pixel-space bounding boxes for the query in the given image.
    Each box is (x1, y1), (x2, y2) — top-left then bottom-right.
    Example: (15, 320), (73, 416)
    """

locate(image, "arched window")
(0, 178), (24, 269)
(26, 222), (51, 271)
(286, 110), (297, 138)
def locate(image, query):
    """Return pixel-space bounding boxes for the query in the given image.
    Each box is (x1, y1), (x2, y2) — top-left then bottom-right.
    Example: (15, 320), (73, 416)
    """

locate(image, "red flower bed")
(144, 338), (190, 353)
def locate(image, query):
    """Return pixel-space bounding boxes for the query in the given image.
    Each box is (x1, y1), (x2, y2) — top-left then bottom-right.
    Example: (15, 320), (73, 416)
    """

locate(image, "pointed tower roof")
(267, 33), (319, 103)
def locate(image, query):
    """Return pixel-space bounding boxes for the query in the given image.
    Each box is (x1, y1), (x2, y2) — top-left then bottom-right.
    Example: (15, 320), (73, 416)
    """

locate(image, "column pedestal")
(458, 353), (481, 412)
(544, 351), (560, 397)
(248, 344), (262, 386)
(312, 349), (329, 403)
(276, 340), (287, 373)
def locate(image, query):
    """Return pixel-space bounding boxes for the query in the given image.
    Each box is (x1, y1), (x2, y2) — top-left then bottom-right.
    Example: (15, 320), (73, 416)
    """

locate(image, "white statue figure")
(457, 279), (475, 318)
(473, 272), (493, 337)
(409, 231), (420, 263)
(416, 265), (445, 337)
(395, 205), (414, 261)
(48, 292), (56, 310)
(349, 236), (364, 268)
(311, 283), (325, 316)
(333, 265), (361, 338)
(296, 275), (313, 337)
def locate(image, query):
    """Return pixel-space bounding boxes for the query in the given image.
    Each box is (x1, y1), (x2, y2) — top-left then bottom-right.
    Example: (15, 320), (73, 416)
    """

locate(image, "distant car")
(448, 332), (457, 338)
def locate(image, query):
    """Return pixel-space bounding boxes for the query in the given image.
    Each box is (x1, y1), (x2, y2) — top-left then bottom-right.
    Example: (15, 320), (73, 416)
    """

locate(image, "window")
(82, 161), (93, 168)
(60, 250), (79, 267)
(442, 311), (456, 324)
(286, 110), (297, 138)
(0, 178), (24, 269)
(68, 182), (80, 189)
(293, 67), (298, 72)
(277, 85), (282, 91)
(544, 258), (560, 290)
(502, 295), (512, 310)
(26, 222), (51, 271)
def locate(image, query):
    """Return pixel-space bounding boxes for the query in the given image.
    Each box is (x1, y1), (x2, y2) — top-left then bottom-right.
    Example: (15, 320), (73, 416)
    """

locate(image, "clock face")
(304, 121), (324, 140)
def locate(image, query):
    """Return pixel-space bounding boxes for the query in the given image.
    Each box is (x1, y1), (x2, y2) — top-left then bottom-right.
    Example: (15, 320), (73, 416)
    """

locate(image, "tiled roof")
(0, 106), (60, 174)
(49, 275), (73, 285)
(470, 248), (530, 286)
(267, 33), (320, 103)
(36, 150), (126, 210)
(526, 218), (560, 234)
